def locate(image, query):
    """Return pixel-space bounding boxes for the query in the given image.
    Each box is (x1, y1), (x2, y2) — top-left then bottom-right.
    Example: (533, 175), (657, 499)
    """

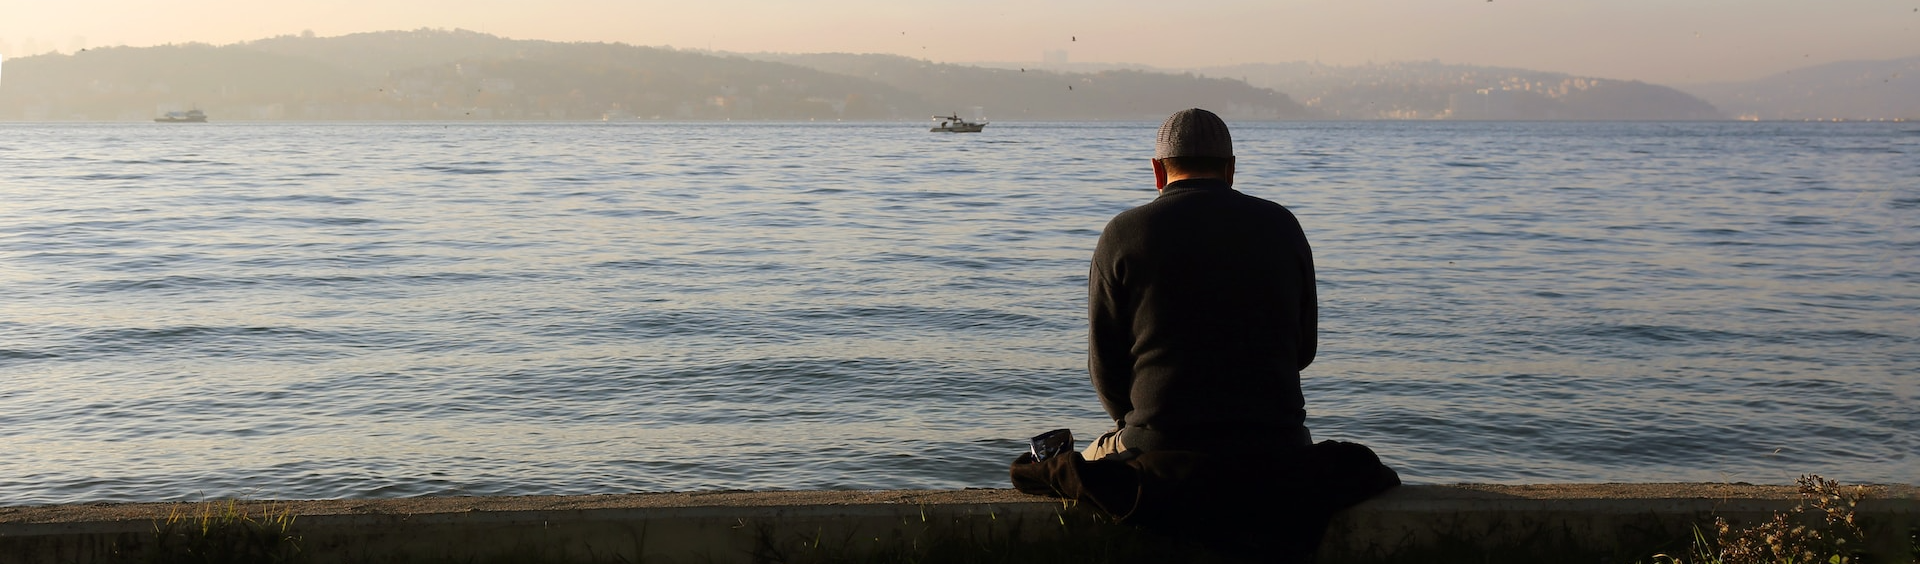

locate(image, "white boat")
(930, 113), (986, 133)
(155, 109), (208, 123)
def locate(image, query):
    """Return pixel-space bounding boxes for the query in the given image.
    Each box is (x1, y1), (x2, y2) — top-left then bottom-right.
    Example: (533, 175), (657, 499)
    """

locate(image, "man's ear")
(1224, 156), (1235, 186)
(1152, 159), (1168, 190)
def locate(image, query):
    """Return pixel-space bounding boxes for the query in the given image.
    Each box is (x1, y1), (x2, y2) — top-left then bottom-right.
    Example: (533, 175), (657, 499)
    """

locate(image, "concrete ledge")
(1, 485), (1914, 563)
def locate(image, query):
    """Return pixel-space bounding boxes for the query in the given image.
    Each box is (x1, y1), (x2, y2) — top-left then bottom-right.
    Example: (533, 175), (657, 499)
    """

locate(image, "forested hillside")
(0, 29), (1310, 121)
(1678, 56), (1920, 120)
(754, 53), (1309, 120)
(1196, 61), (1724, 120)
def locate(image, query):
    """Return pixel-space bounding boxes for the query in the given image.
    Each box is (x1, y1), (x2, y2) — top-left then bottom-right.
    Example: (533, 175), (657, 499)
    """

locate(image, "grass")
(1648, 475), (1874, 564)
(139, 499), (302, 564)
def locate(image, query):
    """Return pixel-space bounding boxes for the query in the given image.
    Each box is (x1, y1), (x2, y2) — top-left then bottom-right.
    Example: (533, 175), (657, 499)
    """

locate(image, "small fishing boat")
(155, 109), (208, 123)
(930, 113), (986, 133)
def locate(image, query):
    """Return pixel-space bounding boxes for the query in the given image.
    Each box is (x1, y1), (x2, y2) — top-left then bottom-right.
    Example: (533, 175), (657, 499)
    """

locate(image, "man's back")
(1044, 109), (1392, 555)
(1088, 178), (1317, 453)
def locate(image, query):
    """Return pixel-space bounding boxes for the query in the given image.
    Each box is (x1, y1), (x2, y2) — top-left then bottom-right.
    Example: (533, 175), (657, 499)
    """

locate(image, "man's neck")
(1151, 157), (1234, 190)
(1159, 174), (1229, 191)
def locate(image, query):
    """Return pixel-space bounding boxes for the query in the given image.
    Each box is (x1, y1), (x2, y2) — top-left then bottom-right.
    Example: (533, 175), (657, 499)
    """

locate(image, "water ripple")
(0, 121), (1913, 505)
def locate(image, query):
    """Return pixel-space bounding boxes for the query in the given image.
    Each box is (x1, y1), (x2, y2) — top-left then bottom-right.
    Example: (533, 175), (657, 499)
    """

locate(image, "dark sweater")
(1089, 178), (1316, 452)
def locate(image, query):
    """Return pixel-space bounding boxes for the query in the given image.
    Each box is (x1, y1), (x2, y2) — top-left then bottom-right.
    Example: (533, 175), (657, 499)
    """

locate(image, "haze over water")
(0, 121), (1915, 505)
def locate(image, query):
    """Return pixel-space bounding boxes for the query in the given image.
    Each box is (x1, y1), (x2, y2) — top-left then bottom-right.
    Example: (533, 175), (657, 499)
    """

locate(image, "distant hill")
(0, 43), (363, 121)
(750, 53), (1311, 120)
(2, 29), (1780, 123)
(0, 30), (924, 121)
(0, 29), (1308, 122)
(243, 29), (551, 76)
(1194, 61), (1723, 120)
(1677, 56), (1920, 120)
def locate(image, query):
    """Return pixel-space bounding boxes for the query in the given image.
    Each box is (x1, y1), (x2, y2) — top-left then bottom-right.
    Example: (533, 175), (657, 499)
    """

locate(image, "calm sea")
(1, 121), (1914, 506)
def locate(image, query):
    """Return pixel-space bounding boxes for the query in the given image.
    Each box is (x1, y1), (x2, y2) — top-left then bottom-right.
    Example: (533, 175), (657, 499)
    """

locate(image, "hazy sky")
(3, 0), (1916, 84)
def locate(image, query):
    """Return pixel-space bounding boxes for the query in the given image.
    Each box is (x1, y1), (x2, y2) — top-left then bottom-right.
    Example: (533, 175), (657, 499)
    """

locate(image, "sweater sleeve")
(1088, 252), (1135, 423)
(1296, 230), (1318, 371)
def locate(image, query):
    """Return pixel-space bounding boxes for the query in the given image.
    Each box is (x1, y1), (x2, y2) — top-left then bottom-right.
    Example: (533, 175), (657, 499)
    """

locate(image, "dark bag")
(1010, 440), (1400, 560)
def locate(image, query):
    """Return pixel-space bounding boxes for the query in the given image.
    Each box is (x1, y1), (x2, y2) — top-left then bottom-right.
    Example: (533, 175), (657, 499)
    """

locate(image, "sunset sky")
(3, 0), (1916, 84)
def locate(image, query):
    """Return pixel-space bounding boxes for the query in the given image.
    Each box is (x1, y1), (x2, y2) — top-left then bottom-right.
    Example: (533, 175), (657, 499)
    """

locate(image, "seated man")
(1082, 108), (1317, 459)
(1013, 110), (1394, 562)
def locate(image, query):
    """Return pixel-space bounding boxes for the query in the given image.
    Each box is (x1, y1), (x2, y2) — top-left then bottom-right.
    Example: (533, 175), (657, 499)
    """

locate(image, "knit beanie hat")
(1154, 108), (1233, 159)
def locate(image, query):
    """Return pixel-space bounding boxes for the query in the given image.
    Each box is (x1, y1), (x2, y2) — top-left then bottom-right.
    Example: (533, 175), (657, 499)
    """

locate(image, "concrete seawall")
(2, 484), (1915, 563)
